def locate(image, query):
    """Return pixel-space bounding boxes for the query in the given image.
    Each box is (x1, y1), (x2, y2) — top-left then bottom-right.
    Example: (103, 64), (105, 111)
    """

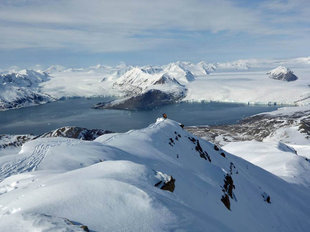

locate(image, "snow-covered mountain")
(267, 66), (298, 81)
(1, 57), (310, 111)
(113, 67), (186, 96)
(0, 117), (309, 231)
(0, 70), (54, 110)
(106, 66), (187, 109)
(0, 69), (49, 87)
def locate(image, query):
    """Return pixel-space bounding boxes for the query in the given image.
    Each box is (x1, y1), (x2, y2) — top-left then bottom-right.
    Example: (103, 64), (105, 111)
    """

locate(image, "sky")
(0, 0), (309, 68)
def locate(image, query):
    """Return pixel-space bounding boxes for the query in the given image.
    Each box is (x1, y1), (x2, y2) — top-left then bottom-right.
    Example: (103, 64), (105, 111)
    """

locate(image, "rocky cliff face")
(94, 89), (186, 110)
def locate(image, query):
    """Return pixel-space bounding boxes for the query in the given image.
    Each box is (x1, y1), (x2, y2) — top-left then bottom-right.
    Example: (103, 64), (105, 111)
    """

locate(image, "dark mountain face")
(94, 89), (185, 110)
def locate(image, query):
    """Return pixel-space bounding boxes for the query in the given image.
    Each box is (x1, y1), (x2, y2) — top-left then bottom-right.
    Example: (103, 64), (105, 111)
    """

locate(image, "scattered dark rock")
(65, 218), (90, 231)
(187, 136), (211, 162)
(214, 145), (220, 151)
(220, 152), (226, 158)
(155, 176), (176, 192)
(221, 194), (231, 210)
(262, 192), (271, 204)
(179, 124), (185, 129)
(223, 174), (235, 198)
(299, 117), (310, 135)
(80, 225), (89, 232)
(39, 126), (113, 141)
(188, 136), (196, 143)
(229, 162), (237, 175)
(221, 174), (235, 210)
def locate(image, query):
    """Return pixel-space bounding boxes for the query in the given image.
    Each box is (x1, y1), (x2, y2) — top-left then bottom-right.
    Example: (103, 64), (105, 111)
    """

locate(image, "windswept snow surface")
(0, 118), (309, 231)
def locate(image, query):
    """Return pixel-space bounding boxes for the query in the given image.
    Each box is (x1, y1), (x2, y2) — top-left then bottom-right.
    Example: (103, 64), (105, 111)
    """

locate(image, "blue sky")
(0, 0), (309, 68)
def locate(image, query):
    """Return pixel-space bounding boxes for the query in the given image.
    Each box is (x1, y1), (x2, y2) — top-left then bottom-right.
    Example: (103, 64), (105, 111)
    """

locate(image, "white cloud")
(0, 0), (308, 54)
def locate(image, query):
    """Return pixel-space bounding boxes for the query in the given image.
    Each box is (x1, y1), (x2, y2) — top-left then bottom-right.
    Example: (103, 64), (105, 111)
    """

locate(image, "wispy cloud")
(0, 0), (309, 64)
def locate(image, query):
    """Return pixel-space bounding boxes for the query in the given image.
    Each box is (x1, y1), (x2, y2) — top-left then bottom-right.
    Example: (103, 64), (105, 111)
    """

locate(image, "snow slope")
(188, 105), (310, 187)
(0, 118), (309, 231)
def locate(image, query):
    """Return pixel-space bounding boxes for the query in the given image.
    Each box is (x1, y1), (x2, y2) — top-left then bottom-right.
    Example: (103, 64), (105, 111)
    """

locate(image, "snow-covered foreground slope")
(188, 105), (310, 187)
(0, 118), (309, 231)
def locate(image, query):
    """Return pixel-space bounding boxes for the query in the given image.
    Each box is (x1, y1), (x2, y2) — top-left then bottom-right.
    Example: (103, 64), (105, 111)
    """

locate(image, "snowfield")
(0, 117), (310, 231)
(1, 57), (310, 110)
(184, 68), (310, 105)
(188, 105), (310, 188)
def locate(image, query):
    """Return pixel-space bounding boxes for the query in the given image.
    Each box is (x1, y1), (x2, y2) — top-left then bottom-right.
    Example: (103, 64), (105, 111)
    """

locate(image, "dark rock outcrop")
(155, 176), (176, 193)
(221, 174), (235, 210)
(0, 135), (35, 149)
(39, 126), (113, 140)
(94, 89), (185, 110)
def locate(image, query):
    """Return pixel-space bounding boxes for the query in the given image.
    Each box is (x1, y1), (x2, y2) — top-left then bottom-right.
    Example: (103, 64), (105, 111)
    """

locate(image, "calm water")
(0, 97), (278, 135)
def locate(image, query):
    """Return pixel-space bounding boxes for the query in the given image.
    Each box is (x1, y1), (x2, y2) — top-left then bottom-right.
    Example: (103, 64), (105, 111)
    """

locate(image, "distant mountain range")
(1, 57), (310, 110)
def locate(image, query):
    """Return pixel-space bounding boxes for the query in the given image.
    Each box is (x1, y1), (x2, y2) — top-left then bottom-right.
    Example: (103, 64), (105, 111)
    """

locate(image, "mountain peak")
(267, 66), (298, 81)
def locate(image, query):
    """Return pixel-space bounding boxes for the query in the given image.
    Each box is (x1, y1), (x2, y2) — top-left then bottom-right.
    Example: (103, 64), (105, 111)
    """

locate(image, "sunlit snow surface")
(184, 68), (310, 105)
(2, 59), (310, 111)
(0, 118), (309, 231)
(223, 106), (310, 187)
